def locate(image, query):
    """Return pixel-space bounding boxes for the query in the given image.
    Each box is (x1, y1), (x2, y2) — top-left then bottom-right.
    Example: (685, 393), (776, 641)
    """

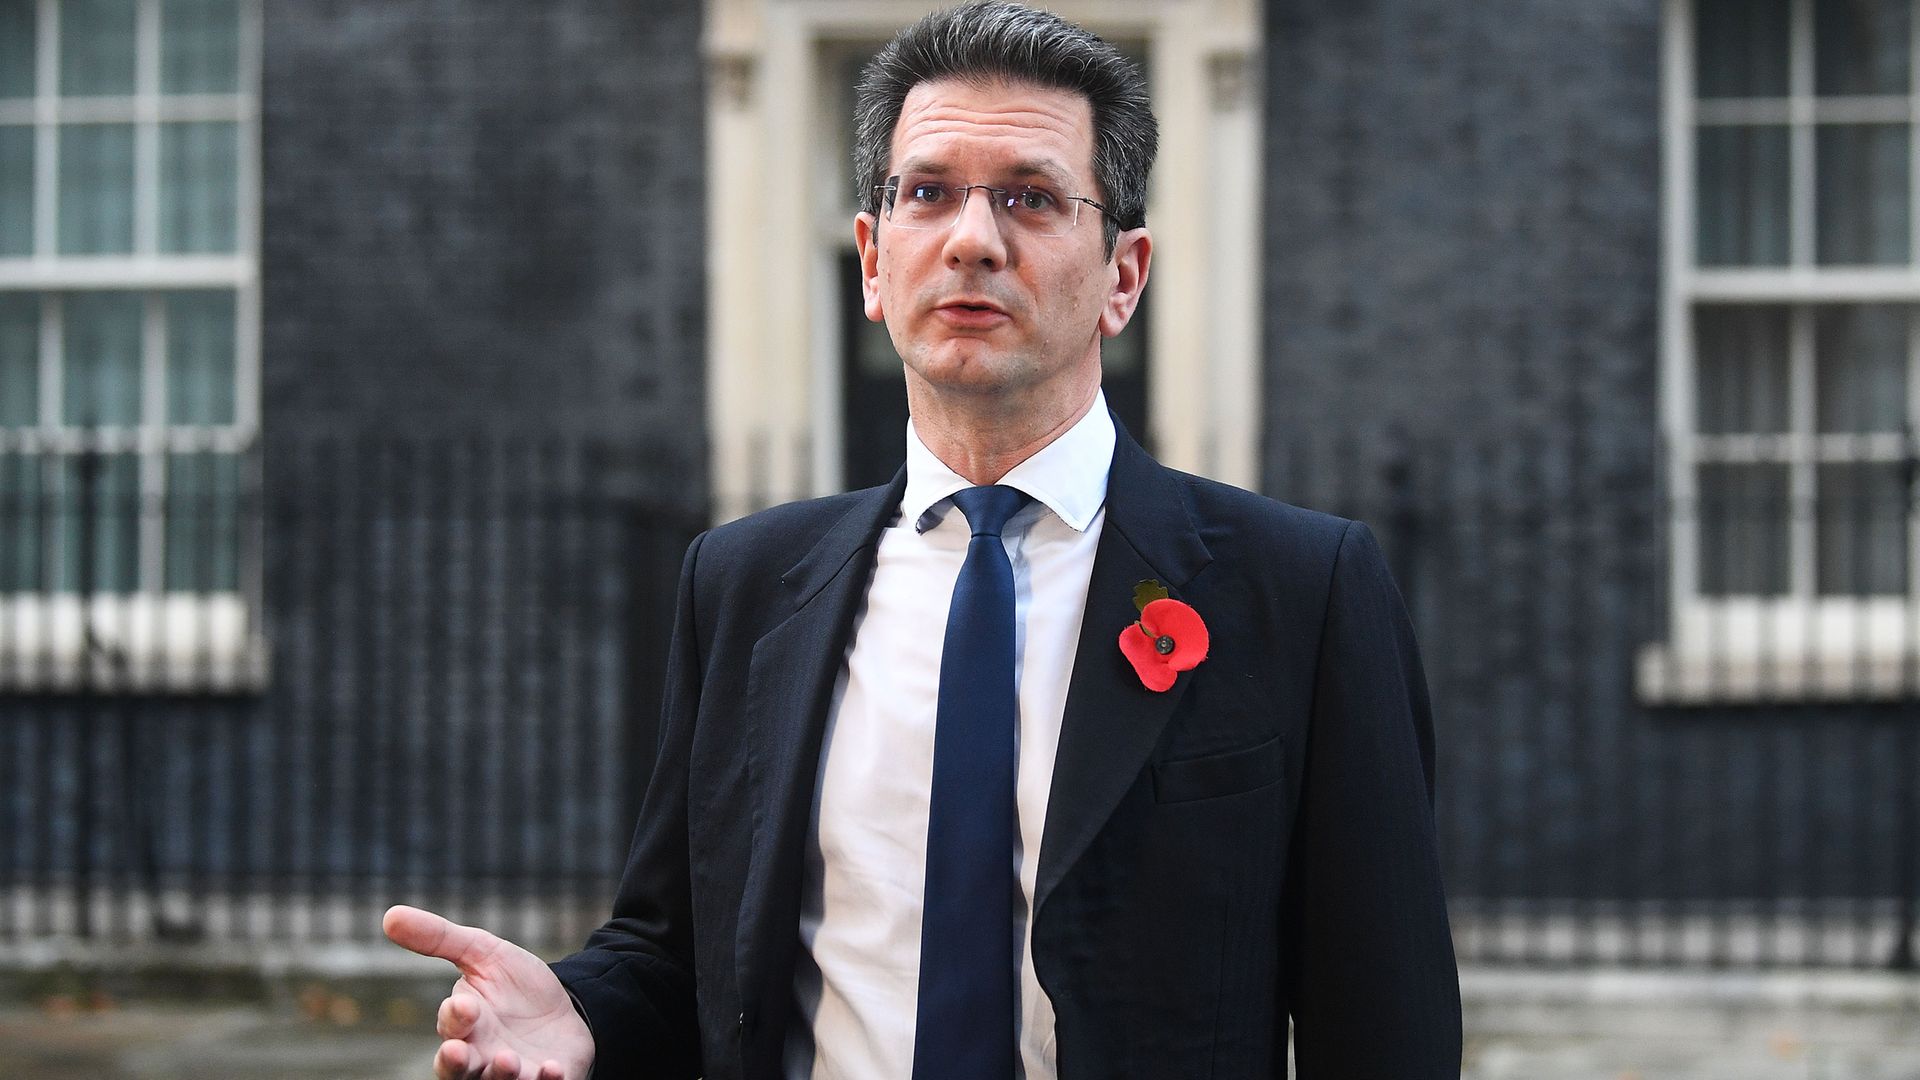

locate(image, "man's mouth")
(939, 299), (1006, 315)
(933, 301), (1012, 328)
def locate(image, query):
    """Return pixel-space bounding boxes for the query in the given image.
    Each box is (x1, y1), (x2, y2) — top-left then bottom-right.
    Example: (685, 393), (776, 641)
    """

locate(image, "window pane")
(158, 120), (237, 253)
(0, 292), (36, 426)
(53, 450), (138, 592)
(1815, 304), (1908, 433)
(0, 124), (33, 256)
(0, 451), (44, 590)
(1817, 462), (1909, 595)
(161, 0), (239, 94)
(1698, 462), (1791, 596)
(165, 450), (237, 590)
(57, 123), (135, 254)
(62, 291), (141, 426)
(0, 0), (35, 99)
(59, 0), (136, 97)
(1816, 0), (1910, 96)
(165, 290), (233, 424)
(1816, 123), (1911, 265)
(1696, 304), (1791, 434)
(1698, 0), (1790, 98)
(1697, 125), (1790, 266)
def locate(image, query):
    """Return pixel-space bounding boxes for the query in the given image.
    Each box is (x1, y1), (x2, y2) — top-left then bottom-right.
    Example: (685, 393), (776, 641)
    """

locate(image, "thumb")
(383, 905), (501, 977)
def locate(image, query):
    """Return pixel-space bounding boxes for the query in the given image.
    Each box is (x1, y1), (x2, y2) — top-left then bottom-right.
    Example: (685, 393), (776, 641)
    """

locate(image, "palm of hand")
(447, 954), (591, 1071)
(384, 905), (595, 1080)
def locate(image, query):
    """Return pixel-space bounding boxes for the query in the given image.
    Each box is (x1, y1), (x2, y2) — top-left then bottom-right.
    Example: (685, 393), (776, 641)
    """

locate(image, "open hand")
(383, 905), (596, 1080)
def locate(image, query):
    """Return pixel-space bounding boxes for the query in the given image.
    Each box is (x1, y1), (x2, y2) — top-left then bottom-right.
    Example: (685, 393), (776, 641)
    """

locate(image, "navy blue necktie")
(912, 484), (1029, 1080)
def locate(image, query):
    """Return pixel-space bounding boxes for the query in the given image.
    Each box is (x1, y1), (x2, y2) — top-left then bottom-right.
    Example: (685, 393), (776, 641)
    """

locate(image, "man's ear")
(1098, 227), (1151, 338)
(855, 212), (885, 323)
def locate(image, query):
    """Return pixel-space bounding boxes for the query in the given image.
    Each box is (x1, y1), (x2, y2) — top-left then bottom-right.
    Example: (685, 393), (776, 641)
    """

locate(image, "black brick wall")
(1261, 0), (1919, 920)
(260, 0), (707, 483)
(5, 2), (1912, 948)
(1261, 0), (1661, 454)
(0, 2), (711, 916)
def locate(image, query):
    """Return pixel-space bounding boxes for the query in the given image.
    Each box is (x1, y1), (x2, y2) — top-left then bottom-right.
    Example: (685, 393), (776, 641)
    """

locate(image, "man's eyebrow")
(893, 158), (1080, 190)
(1003, 161), (1078, 190)
(895, 157), (956, 177)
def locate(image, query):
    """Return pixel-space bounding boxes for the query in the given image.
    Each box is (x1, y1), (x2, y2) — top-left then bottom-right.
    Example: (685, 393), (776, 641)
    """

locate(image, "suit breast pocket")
(1151, 733), (1284, 804)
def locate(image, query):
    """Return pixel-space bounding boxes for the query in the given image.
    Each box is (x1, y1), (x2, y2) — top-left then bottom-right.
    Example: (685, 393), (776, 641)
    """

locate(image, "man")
(386, 4), (1462, 1078)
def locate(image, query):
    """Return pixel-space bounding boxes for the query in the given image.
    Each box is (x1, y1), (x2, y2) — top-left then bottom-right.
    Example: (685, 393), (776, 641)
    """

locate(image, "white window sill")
(0, 594), (268, 694)
(1637, 598), (1918, 705)
(1636, 645), (1918, 705)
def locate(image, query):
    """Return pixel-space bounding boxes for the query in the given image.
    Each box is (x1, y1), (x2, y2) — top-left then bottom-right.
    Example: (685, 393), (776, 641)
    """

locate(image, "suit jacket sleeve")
(549, 531), (707, 1079)
(1281, 520), (1462, 1078)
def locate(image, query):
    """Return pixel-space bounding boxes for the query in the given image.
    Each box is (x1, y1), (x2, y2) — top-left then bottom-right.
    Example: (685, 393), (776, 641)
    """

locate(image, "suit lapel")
(728, 424), (1211, 1049)
(1035, 423), (1211, 917)
(735, 471), (904, 1055)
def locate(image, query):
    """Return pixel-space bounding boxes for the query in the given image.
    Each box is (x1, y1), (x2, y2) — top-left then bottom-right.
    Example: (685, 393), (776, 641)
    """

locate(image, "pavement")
(0, 997), (439, 1080)
(1458, 968), (1920, 1080)
(0, 966), (1916, 1079)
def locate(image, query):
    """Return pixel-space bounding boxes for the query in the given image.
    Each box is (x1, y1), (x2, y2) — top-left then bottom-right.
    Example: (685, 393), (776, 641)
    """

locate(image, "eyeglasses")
(875, 174), (1111, 237)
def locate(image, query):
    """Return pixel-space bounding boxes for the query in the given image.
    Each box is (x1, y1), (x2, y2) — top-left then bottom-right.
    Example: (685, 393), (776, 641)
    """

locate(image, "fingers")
(384, 904), (499, 976)
(437, 992), (480, 1039)
(434, 1038), (484, 1080)
(432, 1032), (567, 1080)
(482, 1049), (524, 1080)
(433, 1040), (541, 1080)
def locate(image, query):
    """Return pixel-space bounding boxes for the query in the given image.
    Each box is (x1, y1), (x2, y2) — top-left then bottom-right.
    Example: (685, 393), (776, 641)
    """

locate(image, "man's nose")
(942, 187), (1008, 269)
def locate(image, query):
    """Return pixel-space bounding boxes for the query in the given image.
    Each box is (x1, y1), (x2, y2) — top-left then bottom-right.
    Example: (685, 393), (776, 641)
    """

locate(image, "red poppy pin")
(1118, 580), (1208, 692)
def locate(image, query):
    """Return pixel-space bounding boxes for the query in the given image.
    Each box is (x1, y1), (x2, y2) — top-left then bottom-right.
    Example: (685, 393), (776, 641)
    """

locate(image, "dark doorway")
(836, 252), (1152, 490)
(839, 252), (910, 490)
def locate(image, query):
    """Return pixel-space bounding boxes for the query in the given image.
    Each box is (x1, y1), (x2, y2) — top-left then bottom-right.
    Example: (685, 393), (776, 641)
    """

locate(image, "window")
(1648, 0), (1920, 701)
(0, 0), (259, 690)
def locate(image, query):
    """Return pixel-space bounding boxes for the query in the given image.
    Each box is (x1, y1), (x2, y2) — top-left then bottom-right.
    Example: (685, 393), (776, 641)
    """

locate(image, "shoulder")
(1160, 467), (1360, 568)
(1148, 465), (1406, 619)
(1153, 468), (1409, 659)
(687, 484), (894, 588)
(670, 484), (895, 643)
(699, 487), (884, 561)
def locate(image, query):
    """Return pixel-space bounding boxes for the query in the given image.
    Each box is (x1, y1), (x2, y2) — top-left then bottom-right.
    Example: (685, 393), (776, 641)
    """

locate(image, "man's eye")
(1012, 188), (1057, 212)
(908, 183), (949, 204)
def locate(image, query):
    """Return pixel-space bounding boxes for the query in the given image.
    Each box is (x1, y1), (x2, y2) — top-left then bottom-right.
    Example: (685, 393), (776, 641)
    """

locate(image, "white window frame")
(1643, 0), (1920, 703)
(0, 0), (264, 692)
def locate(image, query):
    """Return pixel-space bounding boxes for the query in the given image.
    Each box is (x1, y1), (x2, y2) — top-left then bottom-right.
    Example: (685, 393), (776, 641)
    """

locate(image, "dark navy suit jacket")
(551, 419), (1462, 1079)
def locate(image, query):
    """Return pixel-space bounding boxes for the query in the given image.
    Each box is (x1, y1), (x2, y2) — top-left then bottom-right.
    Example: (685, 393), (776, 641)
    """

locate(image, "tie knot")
(949, 485), (1029, 538)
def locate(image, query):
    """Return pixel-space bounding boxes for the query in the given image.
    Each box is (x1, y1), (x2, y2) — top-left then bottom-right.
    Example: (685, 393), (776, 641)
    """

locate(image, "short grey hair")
(853, 1), (1157, 259)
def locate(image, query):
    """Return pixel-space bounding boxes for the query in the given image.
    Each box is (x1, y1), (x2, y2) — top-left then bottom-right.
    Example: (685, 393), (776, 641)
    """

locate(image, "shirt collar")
(901, 389), (1116, 535)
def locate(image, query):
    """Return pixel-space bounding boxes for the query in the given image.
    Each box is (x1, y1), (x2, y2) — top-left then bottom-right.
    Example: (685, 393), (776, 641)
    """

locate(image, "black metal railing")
(0, 429), (1915, 968)
(0, 435), (704, 952)
(1267, 427), (1919, 970)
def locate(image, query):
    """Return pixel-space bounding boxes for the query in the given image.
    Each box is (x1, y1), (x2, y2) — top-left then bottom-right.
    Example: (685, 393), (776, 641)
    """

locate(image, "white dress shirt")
(782, 394), (1116, 1080)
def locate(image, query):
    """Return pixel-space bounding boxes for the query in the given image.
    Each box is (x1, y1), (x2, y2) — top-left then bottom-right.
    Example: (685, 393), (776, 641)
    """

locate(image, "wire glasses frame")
(874, 175), (1112, 237)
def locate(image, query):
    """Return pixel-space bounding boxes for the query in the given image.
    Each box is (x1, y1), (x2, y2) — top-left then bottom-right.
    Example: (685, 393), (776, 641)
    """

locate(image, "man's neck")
(908, 378), (1101, 486)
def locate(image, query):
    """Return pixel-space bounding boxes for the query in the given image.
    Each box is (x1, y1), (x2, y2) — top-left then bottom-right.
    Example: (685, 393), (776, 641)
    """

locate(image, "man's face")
(855, 78), (1149, 406)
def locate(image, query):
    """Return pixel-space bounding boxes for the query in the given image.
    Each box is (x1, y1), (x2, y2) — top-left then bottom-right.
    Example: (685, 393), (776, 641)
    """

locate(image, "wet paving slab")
(1458, 968), (1920, 1080)
(1, 966), (1916, 1080)
(0, 996), (439, 1080)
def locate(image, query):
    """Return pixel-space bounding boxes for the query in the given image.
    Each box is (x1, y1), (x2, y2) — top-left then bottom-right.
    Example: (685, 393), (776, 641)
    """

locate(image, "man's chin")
(905, 344), (1027, 392)
(912, 364), (1028, 399)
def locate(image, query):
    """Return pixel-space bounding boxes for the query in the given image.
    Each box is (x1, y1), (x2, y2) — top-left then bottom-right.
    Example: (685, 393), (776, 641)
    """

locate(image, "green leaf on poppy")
(1132, 579), (1169, 613)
